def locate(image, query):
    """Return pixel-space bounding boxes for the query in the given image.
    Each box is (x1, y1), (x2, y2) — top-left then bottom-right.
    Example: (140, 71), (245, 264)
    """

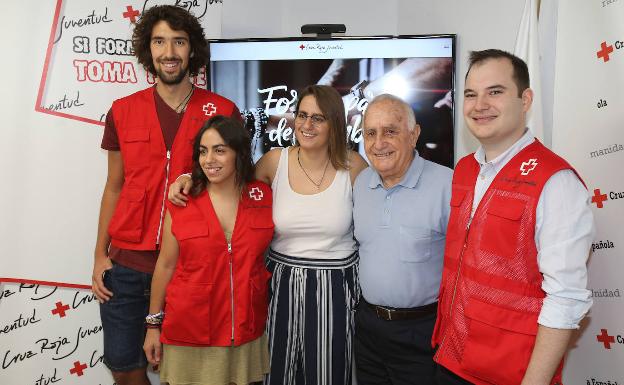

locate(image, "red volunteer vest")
(161, 181), (274, 347)
(432, 141), (580, 385)
(108, 87), (237, 250)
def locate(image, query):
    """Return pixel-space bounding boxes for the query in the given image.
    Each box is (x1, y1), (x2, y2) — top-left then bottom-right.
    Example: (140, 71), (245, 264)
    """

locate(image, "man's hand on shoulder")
(169, 174), (192, 206)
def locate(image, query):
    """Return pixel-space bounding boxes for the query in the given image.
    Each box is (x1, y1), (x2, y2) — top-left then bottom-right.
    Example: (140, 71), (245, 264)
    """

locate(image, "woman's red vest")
(161, 181), (274, 347)
(108, 87), (237, 250)
(433, 141), (579, 385)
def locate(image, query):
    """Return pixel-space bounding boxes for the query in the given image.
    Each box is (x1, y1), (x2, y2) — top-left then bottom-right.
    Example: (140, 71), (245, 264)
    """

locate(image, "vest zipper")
(435, 223), (471, 359)
(228, 242), (235, 345)
(156, 150), (171, 245)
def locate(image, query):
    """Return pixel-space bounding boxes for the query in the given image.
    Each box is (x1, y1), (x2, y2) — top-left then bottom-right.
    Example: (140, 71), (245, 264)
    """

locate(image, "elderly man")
(432, 49), (594, 385)
(353, 94), (452, 384)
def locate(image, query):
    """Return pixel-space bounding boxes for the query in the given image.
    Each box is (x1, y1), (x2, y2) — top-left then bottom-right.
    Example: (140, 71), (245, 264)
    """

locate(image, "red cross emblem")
(202, 103), (217, 116)
(519, 158), (538, 175)
(299, 44), (305, 50)
(597, 41), (614, 63)
(51, 301), (70, 318)
(591, 188), (608, 208)
(69, 361), (88, 376)
(122, 5), (140, 23)
(249, 187), (263, 201)
(596, 329), (615, 349)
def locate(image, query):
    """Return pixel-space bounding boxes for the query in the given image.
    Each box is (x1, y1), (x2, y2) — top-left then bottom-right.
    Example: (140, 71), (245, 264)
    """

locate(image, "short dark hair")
(190, 116), (254, 196)
(132, 5), (207, 77)
(466, 49), (530, 97)
(295, 85), (349, 170)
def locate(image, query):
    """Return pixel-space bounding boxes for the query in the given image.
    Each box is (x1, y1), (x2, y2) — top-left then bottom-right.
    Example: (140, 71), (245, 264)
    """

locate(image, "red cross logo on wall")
(51, 301), (70, 318)
(519, 158), (538, 175)
(591, 188), (608, 208)
(123, 5), (140, 23)
(596, 329), (615, 349)
(299, 44), (305, 50)
(69, 361), (88, 376)
(597, 41), (614, 62)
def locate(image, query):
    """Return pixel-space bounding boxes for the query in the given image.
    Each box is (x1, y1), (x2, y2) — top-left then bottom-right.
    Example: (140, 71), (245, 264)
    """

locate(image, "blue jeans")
(99, 262), (152, 372)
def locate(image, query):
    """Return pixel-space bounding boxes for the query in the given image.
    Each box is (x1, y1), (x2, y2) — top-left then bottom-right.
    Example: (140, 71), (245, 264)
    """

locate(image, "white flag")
(514, 0), (544, 142)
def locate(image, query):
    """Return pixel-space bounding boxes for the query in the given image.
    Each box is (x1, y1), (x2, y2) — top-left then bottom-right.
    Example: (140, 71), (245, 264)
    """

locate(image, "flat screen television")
(207, 35), (455, 168)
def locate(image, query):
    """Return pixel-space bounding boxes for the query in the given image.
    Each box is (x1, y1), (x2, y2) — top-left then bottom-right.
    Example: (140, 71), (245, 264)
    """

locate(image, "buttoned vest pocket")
(461, 297), (538, 385)
(162, 282), (214, 345)
(108, 186), (146, 243)
(121, 127), (150, 168)
(480, 196), (526, 259)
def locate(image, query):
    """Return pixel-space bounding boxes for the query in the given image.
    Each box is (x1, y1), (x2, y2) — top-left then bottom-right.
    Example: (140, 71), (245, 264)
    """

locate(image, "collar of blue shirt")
(368, 151), (424, 190)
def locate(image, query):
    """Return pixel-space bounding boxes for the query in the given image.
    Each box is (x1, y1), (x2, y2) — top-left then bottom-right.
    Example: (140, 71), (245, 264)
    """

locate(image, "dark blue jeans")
(100, 262), (152, 372)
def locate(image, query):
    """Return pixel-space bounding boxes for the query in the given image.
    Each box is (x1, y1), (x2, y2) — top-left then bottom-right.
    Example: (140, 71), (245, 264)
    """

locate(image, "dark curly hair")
(132, 5), (207, 76)
(190, 116), (255, 196)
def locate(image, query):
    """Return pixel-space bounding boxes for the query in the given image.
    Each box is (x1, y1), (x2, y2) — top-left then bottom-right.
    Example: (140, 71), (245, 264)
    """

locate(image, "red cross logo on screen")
(249, 187), (263, 201)
(596, 329), (615, 349)
(519, 158), (538, 175)
(51, 301), (70, 318)
(123, 5), (140, 23)
(597, 41), (614, 62)
(203, 103), (217, 116)
(69, 361), (88, 376)
(591, 188), (608, 208)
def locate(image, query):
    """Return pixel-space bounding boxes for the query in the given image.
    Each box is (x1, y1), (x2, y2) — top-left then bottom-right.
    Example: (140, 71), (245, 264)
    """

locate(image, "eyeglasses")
(294, 111), (327, 126)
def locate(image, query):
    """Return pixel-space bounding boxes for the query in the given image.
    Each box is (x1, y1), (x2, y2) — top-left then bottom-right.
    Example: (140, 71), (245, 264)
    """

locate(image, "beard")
(155, 60), (189, 85)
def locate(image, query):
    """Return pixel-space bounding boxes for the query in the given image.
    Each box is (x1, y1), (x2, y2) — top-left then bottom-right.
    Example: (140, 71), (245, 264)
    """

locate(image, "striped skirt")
(264, 249), (360, 385)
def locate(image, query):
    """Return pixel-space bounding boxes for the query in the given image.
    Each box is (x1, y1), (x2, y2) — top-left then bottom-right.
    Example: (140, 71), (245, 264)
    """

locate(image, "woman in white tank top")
(255, 85), (367, 385)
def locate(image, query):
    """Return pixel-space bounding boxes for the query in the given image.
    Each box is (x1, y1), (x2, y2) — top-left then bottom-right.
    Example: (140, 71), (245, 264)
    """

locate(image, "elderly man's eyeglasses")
(294, 112), (327, 126)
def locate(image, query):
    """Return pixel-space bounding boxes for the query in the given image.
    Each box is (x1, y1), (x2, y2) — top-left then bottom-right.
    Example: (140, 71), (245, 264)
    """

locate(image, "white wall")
(0, 0), (106, 284)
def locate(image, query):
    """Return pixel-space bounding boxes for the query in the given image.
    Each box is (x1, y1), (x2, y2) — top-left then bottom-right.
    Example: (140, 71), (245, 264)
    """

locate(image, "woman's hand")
(143, 328), (163, 365)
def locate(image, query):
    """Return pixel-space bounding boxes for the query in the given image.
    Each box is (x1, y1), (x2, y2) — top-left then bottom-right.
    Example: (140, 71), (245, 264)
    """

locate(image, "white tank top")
(271, 148), (356, 260)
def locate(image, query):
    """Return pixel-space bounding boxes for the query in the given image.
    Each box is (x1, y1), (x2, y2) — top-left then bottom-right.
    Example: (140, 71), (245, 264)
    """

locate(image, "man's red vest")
(108, 87), (237, 250)
(161, 181), (274, 347)
(432, 141), (579, 385)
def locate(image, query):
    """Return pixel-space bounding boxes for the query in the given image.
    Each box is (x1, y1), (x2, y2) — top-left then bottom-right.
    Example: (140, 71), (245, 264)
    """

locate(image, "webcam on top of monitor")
(300, 24), (346, 38)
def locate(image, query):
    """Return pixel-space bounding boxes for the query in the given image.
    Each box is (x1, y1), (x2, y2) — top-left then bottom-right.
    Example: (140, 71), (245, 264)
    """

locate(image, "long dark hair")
(190, 116), (254, 196)
(132, 5), (208, 77)
(295, 85), (348, 170)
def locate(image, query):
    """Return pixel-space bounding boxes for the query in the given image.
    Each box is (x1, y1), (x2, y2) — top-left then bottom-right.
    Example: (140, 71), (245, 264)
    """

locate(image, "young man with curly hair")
(91, 5), (239, 385)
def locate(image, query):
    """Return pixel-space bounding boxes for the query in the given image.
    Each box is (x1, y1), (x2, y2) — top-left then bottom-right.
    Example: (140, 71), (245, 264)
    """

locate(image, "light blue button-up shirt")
(354, 152), (452, 308)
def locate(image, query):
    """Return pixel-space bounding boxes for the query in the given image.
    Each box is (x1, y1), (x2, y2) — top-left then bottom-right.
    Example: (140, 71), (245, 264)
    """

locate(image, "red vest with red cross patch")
(162, 181), (274, 347)
(432, 140), (582, 385)
(107, 87), (238, 250)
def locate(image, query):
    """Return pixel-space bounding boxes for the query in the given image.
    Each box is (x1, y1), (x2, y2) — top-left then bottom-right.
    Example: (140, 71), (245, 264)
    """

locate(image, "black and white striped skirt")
(264, 249), (360, 385)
